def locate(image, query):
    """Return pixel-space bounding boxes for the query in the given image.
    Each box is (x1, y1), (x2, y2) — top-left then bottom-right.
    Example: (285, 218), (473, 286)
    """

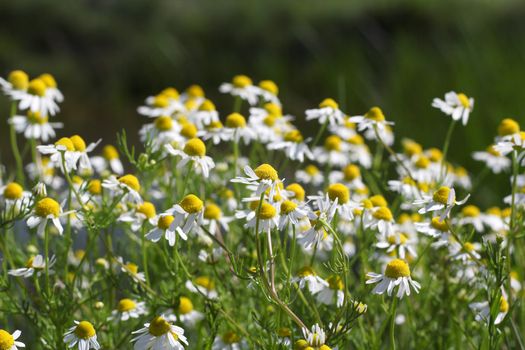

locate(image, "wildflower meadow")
(0, 70), (524, 349)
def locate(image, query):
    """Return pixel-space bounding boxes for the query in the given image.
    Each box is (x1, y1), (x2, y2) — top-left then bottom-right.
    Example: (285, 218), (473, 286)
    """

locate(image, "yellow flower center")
(500, 296), (509, 313)
(286, 183), (305, 201)
(294, 339), (309, 349)
(324, 135), (342, 151)
(149, 316), (171, 336)
(457, 93), (470, 108)
(222, 331), (241, 344)
(462, 205), (480, 217)
(370, 195), (387, 208)
(195, 276), (215, 290)
(198, 99), (216, 111)
(183, 138), (206, 157)
(180, 122), (198, 139)
(153, 94), (169, 108)
(415, 156), (430, 169)
(232, 75), (252, 88)
(207, 120), (223, 129)
(486, 207), (501, 217)
(327, 275), (343, 290)
(8, 70), (28, 90)
(388, 233), (408, 245)
(347, 134), (364, 145)
(280, 200), (298, 215)
(259, 80), (278, 95)
(327, 183), (350, 204)
(402, 140), (422, 156)
(178, 296), (194, 314)
(254, 164), (278, 181)
(39, 73), (57, 88)
(319, 98), (338, 109)
(55, 137), (75, 152)
(297, 266), (315, 277)
(161, 87), (179, 99)
(70, 135), (87, 152)
(264, 102), (282, 117)
(257, 202), (277, 219)
(27, 111), (48, 125)
(154, 116), (173, 131)
(125, 263), (138, 275)
(373, 207), (393, 221)
(157, 215), (174, 229)
(136, 201), (156, 219)
(187, 84), (204, 98)
(427, 148), (443, 162)
(204, 203), (222, 220)
(432, 186), (453, 205)
(343, 164), (360, 181)
(4, 182), (23, 200)
(305, 165), (319, 176)
(87, 180), (102, 195)
(263, 115), (277, 126)
(385, 259), (410, 278)
(35, 197), (60, 217)
(498, 118), (520, 137)
(179, 194), (204, 214)
(118, 175), (141, 192)
(0, 330), (14, 350)
(102, 145), (119, 160)
(365, 107), (385, 121)
(225, 113), (246, 128)
(117, 298), (137, 312)
(463, 242), (475, 252)
(25, 256), (36, 268)
(430, 217), (449, 231)
(74, 321), (96, 339)
(277, 327), (291, 338)
(27, 78), (46, 96)
(284, 130), (304, 143)
(486, 145), (501, 157)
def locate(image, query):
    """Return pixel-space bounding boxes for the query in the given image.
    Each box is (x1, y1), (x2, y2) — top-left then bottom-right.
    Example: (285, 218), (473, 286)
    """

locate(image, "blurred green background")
(1, 0), (524, 205)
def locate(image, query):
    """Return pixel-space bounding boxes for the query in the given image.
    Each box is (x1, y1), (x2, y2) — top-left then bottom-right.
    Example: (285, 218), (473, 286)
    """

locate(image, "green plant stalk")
(440, 119), (457, 181)
(44, 224), (51, 296)
(141, 223), (150, 286)
(506, 151), (519, 294)
(390, 297), (398, 350)
(311, 120), (329, 149)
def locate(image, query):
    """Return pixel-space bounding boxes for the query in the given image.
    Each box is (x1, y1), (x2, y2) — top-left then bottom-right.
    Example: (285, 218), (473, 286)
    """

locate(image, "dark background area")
(1, 0), (524, 206)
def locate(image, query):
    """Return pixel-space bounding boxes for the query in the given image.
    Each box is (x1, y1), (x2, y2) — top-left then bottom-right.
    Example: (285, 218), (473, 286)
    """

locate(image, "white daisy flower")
(224, 113), (257, 145)
(298, 324), (331, 350)
(267, 130), (314, 162)
(278, 200), (308, 230)
(119, 201), (157, 232)
(165, 138), (215, 178)
(90, 144), (124, 175)
(0, 70), (29, 97)
(457, 205), (485, 232)
(316, 275), (345, 307)
(256, 79), (280, 105)
(346, 134), (372, 169)
(137, 89), (183, 118)
(449, 241), (481, 262)
(198, 120), (231, 145)
(349, 107), (394, 138)
(481, 207), (506, 232)
(8, 254), (55, 278)
(243, 201), (279, 233)
(38, 73), (63, 103)
(313, 135), (350, 167)
(212, 331), (247, 350)
(189, 99), (219, 128)
(0, 329), (25, 350)
(118, 258), (147, 283)
(69, 135), (101, 173)
(102, 174), (142, 204)
(169, 194), (205, 239)
(432, 91), (474, 126)
(139, 115), (182, 151)
(109, 299), (147, 322)
(63, 321), (100, 350)
(367, 206), (396, 237)
(185, 276), (218, 299)
(413, 186), (469, 220)
(296, 165), (324, 186)
(0, 182), (32, 210)
(169, 296), (204, 327)
(146, 212), (177, 246)
(37, 137), (80, 173)
(132, 315), (188, 350)
(231, 164), (281, 199)
(306, 98), (345, 126)
(472, 145), (511, 174)
(469, 289), (509, 325)
(366, 259), (421, 299)
(219, 75), (259, 106)
(202, 203), (234, 234)
(13, 78), (60, 117)
(415, 217), (451, 248)
(376, 231), (418, 260)
(26, 197), (69, 236)
(291, 266), (329, 294)
(9, 110), (63, 142)
(299, 195), (338, 249)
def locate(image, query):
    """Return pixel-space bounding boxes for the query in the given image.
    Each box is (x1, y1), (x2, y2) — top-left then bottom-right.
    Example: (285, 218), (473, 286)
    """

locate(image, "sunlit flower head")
(132, 315), (188, 350)
(63, 321), (100, 350)
(432, 91), (474, 126)
(366, 259), (421, 298)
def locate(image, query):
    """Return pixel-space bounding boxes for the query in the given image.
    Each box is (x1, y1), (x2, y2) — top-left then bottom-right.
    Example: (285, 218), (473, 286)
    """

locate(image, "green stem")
(440, 120), (457, 181)
(8, 101), (24, 184)
(506, 151), (519, 293)
(311, 120), (328, 149)
(390, 297), (398, 350)
(44, 224), (51, 296)
(141, 224), (150, 286)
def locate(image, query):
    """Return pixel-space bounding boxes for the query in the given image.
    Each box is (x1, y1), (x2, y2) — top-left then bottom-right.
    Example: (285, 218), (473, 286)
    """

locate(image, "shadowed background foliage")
(1, 0), (524, 205)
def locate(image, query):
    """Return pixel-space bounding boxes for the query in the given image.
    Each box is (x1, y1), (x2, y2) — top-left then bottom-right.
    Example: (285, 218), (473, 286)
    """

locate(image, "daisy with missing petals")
(146, 212), (177, 246)
(232, 163), (281, 199)
(39, 73), (64, 103)
(212, 331), (247, 350)
(366, 258), (421, 298)
(413, 186), (469, 220)
(349, 107), (394, 139)
(9, 110), (63, 142)
(170, 194), (205, 239)
(109, 298), (147, 322)
(458, 205), (485, 232)
(119, 201), (157, 232)
(305, 98), (345, 127)
(37, 137), (79, 173)
(91, 145), (124, 175)
(0, 70), (29, 97)
(278, 200), (308, 230)
(432, 91), (474, 126)
(190, 99), (219, 129)
(256, 79), (280, 105)
(137, 89), (182, 118)
(63, 321), (100, 350)
(0, 329), (25, 350)
(198, 120), (230, 145)
(415, 217), (451, 248)
(102, 174), (142, 203)
(26, 197), (68, 236)
(299, 196), (338, 249)
(185, 276), (218, 299)
(9, 254), (55, 278)
(69, 135), (101, 172)
(469, 289), (509, 325)
(316, 275), (345, 307)
(132, 315), (188, 350)
(296, 165), (324, 186)
(472, 145), (511, 174)
(202, 203), (234, 234)
(367, 206), (396, 237)
(267, 129), (314, 162)
(0, 182), (32, 210)
(244, 201), (279, 233)
(118, 259), (147, 283)
(165, 138), (215, 178)
(291, 266), (329, 294)
(219, 74), (259, 106)
(296, 324), (332, 350)
(139, 115), (182, 151)
(168, 296), (204, 326)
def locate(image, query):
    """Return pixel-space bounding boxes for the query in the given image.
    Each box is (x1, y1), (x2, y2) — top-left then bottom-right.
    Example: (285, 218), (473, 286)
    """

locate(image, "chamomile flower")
(296, 165), (324, 186)
(110, 298), (147, 321)
(350, 107), (394, 138)
(63, 321), (100, 350)
(146, 213), (177, 246)
(91, 144), (124, 175)
(171, 296), (204, 326)
(119, 258), (147, 283)
(231, 163), (281, 199)
(278, 200), (308, 229)
(469, 289), (509, 325)
(224, 113), (257, 144)
(299, 195), (338, 249)
(413, 186), (469, 220)
(198, 120), (230, 145)
(69, 135), (100, 172)
(39, 73), (63, 102)
(316, 275), (345, 307)
(313, 135), (350, 167)
(458, 205), (484, 232)
(137, 89), (183, 117)
(328, 164), (365, 190)
(267, 129), (314, 162)
(132, 315), (188, 350)
(415, 217), (451, 248)
(323, 183), (357, 219)
(472, 145), (511, 174)
(366, 258), (421, 298)
(256, 79), (280, 105)
(0, 182), (32, 209)
(432, 91), (474, 126)
(202, 203), (234, 234)
(119, 201), (157, 231)
(298, 324), (332, 350)
(9, 110), (63, 142)
(449, 241), (481, 262)
(0, 70), (29, 96)
(368, 206), (396, 236)
(243, 201), (279, 233)
(481, 207), (506, 232)
(346, 134), (372, 168)
(0, 329), (25, 350)
(306, 98), (345, 126)
(185, 276), (218, 299)
(140, 115), (182, 151)
(212, 331), (246, 350)
(8, 254), (55, 278)
(376, 231), (417, 260)
(291, 266), (329, 294)
(26, 197), (67, 236)
(102, 174), (142, 203)
(165, 138), (215, 178)
(14, 78), (60, 116)
(219, 75), (259, 105)
(37, 137), (80, 173)
(169, 194), (204, 239)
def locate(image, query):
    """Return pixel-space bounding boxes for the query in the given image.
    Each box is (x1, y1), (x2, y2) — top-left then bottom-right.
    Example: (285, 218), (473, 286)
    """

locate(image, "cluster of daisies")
(0, 70), (524, 349)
